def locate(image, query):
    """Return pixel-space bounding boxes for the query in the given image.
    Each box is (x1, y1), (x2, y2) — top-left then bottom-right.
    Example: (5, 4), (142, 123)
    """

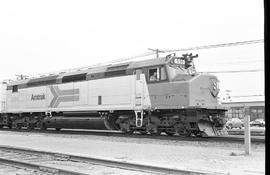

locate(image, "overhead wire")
(161, 39), (264, 53)
(25, 39), (265, 79)
(199, 69), (264, 73)
(87, 39), (264, 66)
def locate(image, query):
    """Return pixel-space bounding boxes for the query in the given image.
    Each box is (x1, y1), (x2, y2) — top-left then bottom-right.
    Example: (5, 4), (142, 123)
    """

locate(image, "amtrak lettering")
(31, 94), (45, 101)
(49, 86), (80, 108)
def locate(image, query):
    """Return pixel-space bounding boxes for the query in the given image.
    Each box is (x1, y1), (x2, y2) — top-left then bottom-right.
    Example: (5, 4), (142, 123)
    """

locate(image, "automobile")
(250, 119), (265, 127)
(225, 118), (244, 129)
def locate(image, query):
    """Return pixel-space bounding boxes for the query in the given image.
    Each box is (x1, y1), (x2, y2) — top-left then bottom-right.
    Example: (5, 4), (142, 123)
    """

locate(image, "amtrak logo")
(49, 86), (80, 107)
(209, 78), (219, 98)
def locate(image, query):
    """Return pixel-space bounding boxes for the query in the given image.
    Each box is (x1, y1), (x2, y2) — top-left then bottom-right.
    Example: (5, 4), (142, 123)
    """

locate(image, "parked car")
(226, 118), (244, 129)
(250, 119), (265, 127)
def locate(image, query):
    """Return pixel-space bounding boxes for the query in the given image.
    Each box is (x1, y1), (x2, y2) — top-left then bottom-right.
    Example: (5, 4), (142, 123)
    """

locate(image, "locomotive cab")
(144, 53), (198, 83)
(143, 53), (226, 136)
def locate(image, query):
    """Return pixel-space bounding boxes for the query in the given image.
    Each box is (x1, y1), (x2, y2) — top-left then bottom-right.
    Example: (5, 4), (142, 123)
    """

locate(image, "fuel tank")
(43, 112), (107, 129)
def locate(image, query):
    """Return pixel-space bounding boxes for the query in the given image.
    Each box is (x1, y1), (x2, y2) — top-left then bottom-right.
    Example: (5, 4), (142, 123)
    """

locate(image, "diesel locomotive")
(0, 53), (226, 136)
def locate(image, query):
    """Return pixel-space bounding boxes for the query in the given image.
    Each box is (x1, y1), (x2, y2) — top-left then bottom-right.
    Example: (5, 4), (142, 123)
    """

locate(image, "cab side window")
(12, 85), (18, 93)
(149, 68), (159, 82)
(148, 66), (167, 82)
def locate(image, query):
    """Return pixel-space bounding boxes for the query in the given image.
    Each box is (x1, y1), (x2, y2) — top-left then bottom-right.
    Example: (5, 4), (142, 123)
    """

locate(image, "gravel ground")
(0, 164), (48, 175)
(0, 149), (155, 175)
(0, 131), (265, 175)
(0, 162), (154, 175)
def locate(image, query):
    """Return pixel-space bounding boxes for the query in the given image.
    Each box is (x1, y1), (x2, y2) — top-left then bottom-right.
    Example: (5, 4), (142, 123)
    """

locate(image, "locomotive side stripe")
(49, 86), (80, 108)
(54, 86), (79, 96)
(49, 86), (59, 107)
(53, 95), (80, 108)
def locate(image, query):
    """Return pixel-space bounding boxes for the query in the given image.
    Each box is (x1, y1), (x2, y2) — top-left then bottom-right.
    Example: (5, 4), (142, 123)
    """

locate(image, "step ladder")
(135, 110), (144, 127)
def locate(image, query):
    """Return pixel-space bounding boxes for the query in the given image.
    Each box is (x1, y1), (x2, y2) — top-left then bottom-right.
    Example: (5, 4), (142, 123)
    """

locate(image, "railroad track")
(0, 145), (227, 175)
(0, 127), (265, 144)
(227, 129), (265, 136)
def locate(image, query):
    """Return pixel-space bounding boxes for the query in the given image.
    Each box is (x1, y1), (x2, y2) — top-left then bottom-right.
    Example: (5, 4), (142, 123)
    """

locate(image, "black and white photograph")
(0, 0), (265, 174)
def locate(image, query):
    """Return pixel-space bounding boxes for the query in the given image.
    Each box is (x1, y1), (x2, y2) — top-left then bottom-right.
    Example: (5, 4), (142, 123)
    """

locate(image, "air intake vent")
(62, 73), (86, 83)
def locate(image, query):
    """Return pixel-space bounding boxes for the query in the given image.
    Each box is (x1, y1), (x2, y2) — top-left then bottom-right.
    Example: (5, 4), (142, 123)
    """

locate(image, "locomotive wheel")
(164, 130), (175, 136)
(38, 122), (47, 130)
(124, 129), (134, 134)
(193, 131), (202, 137)
(139, 131), (148, 135)
(120, 127), (134, 134)
(118, 120), (133, 134)
(55, 128), (61, 131)
(0, 125), (3, 129)
(104, 114), (120, 130)
(40, 126), (47, 131)
(178, 131), (192, 137)
(194, 131), (208, 137)
(173, 122), (191, 137)
(150, 130), (161, 136)
(119, 123), (134, 134)
(146, 124), (160, 135)
(27, 126), (34, 130)
(146, 115), (161, 136)
(15, 124), (22, 130)
(8, 124), (12, 129)
(26, 123), (34, 130)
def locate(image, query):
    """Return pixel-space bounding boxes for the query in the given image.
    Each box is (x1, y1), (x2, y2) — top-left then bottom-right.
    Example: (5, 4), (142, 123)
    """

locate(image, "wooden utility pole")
(148, 48), (164, 58)
(244, 106), (251, 155)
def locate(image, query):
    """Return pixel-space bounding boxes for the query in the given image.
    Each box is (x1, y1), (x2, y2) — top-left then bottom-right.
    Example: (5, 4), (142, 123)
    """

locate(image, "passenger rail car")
(0, 53), (226, 136)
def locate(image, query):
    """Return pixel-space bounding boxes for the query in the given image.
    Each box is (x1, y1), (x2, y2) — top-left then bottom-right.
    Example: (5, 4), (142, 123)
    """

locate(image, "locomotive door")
(135, 69), (144, 108)
(134, 69), (145, 127)
(134, 69), (151, 109)
(135, 69), (142, 80)
(0, 82), (7, 112)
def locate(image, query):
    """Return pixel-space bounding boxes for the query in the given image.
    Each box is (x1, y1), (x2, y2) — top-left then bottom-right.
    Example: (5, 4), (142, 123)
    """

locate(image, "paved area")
(0, 131), (265, 175)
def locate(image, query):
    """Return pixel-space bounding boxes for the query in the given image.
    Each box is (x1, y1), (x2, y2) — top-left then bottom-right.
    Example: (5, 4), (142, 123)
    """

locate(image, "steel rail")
(0, 145), (227, 175)
(0, 157), (88, 175)
(0, 128), (265, 143)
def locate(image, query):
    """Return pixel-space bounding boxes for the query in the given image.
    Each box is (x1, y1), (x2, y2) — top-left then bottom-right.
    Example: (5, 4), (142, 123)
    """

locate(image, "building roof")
(221, 95), (265, 107)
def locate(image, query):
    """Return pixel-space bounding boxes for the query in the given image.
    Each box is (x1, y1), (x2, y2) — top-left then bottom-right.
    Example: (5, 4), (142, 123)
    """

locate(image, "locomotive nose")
(188, 74), (221, 107)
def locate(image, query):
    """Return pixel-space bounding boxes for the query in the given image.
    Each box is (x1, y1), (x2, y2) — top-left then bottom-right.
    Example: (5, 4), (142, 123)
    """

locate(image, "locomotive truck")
(0, 53), (226, 136)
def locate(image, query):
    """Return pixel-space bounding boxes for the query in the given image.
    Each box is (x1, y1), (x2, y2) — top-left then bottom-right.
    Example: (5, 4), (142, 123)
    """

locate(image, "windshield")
(165, 53), (197, 79)
(167, 65), (186, 80)
(166, 65), (194, 81)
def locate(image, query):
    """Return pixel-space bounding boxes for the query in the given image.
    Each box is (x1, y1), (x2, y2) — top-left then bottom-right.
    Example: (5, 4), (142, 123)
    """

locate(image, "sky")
(0, 0), (264, 101)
